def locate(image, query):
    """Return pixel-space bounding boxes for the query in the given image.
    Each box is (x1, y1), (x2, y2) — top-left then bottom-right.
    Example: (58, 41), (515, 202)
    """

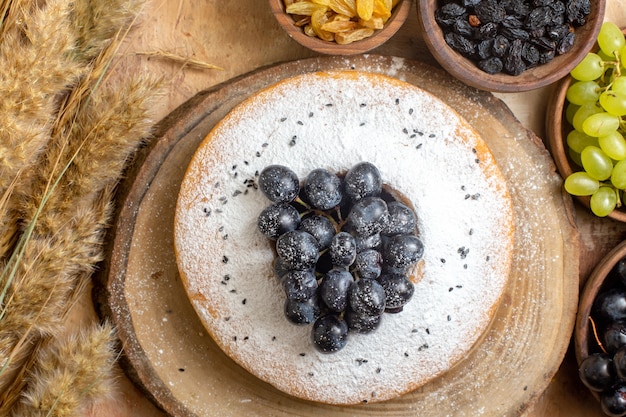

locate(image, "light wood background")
(72, 0), (626, 415)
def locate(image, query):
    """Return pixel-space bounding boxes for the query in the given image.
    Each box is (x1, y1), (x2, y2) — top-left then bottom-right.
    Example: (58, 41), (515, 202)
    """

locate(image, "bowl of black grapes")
(576, 240), (626, 416)
(417, 0), (605, 92)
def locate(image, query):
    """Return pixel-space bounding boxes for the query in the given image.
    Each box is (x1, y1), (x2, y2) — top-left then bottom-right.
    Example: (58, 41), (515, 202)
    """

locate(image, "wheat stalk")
(0, 0), (26, 38)
(0, 0), (161, 414)
(9, 323), (119, 417)
(135, 49), (224, 70)
(0, 0), (84, 259)
(70, 0), (144, 62)
(0, 66), (158, 415)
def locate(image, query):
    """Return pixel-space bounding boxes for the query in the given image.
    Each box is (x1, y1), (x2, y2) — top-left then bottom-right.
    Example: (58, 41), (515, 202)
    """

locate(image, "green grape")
(569, 148), (583, 167)
(567, 129), (598, 153)
(599, 130), (626, 160)
(598, 21), (626, 57)
(573, 102), (603, 132)
(612, 159), (626, 188)
(581, 145), (613, 180)
(590, 186), (618, 217)
(566, 102), (580, 125)
(564, 171), (600, 195)
(567, 80), (602, 105)
(598, 48), (615, 62)
(622, 45), (626, 70)
(613, 77), (626, 95)
(582, 112), (620, 137)
(571, 53), (605, 81)
(599, 90), (626, 115)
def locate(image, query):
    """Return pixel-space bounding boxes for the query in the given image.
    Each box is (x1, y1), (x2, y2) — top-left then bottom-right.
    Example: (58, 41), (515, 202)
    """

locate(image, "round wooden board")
(93, 55), (579, 417)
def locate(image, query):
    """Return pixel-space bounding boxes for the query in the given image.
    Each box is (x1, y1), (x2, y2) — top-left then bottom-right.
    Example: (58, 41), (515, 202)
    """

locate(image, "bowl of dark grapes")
(546, 22), (626, 221)
(576, 240), (626, 416)
(417, 0), (605, 92)
(256, 162), (423, 353)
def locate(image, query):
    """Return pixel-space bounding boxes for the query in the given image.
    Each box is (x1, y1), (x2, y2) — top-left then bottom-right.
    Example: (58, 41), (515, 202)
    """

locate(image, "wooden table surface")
(76, 0), (626, 415)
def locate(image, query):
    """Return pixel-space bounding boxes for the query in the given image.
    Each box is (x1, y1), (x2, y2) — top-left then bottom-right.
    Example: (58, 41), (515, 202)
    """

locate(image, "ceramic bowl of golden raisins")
(417, 0), (605, 92)
(269, 0), (411, 55)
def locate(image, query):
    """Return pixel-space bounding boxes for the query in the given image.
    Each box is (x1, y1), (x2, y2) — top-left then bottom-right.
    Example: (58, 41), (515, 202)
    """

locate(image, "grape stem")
(601, 51), (622, 87)
(613, 49), (622, 79)
(334, 205), (344, 224)
(589, 316), (608, 354)
(295, 198), (348, 234)
(294, 196), (311, 210)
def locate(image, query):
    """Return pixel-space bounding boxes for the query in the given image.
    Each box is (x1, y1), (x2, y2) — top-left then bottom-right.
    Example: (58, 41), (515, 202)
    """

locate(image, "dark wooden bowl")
(269, 0), (411, 55)
(575, 240), (626, 402)
(416, 0), (606, 92)
(545, 29), (626, 223)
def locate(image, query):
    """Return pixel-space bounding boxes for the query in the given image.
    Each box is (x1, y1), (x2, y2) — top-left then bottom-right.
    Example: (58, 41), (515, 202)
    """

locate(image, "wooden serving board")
(94, 55), (579, 416)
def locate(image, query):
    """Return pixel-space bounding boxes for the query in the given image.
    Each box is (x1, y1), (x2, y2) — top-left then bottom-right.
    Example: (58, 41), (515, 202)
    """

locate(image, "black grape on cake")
(257, 161), (424, 353)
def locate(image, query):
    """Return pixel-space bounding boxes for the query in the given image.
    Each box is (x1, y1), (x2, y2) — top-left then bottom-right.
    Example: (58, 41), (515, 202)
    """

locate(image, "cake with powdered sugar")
(173, 70), (515, 405)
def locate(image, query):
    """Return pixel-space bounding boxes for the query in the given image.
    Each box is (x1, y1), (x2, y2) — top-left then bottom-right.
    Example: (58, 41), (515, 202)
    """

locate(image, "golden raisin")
(283, 0), (395, 44)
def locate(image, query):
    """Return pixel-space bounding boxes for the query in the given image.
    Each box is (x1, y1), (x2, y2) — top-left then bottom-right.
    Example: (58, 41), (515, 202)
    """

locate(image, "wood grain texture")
(94, 55), (579, 417)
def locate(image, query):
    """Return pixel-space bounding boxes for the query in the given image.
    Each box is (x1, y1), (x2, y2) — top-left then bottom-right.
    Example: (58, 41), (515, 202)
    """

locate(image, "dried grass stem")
(135, 49), (224, 70)
(0, 0), (160, 414)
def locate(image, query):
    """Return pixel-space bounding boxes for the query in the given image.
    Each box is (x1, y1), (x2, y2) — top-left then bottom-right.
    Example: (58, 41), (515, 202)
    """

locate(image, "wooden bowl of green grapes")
(547, 22), (626, 221)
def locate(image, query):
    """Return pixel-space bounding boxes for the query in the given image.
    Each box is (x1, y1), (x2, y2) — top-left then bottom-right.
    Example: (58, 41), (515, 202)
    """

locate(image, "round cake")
(174, 70), (515, 405)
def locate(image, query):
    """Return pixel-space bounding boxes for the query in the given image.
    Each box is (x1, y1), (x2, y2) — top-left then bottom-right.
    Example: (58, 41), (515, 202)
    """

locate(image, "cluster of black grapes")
(256, 162), (423, 353)
(579, 258), (626, 416)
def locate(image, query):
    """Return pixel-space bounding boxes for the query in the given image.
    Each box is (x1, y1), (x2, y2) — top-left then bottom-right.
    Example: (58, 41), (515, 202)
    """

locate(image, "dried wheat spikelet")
(0, 0), (161, 414)
(0, 0), (84, 259)
(9, 324), (118, 417)
(135, 49), (224, 70)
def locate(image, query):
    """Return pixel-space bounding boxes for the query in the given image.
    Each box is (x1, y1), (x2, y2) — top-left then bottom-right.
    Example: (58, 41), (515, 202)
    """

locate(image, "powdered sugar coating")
(174, 71), (514, 405)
